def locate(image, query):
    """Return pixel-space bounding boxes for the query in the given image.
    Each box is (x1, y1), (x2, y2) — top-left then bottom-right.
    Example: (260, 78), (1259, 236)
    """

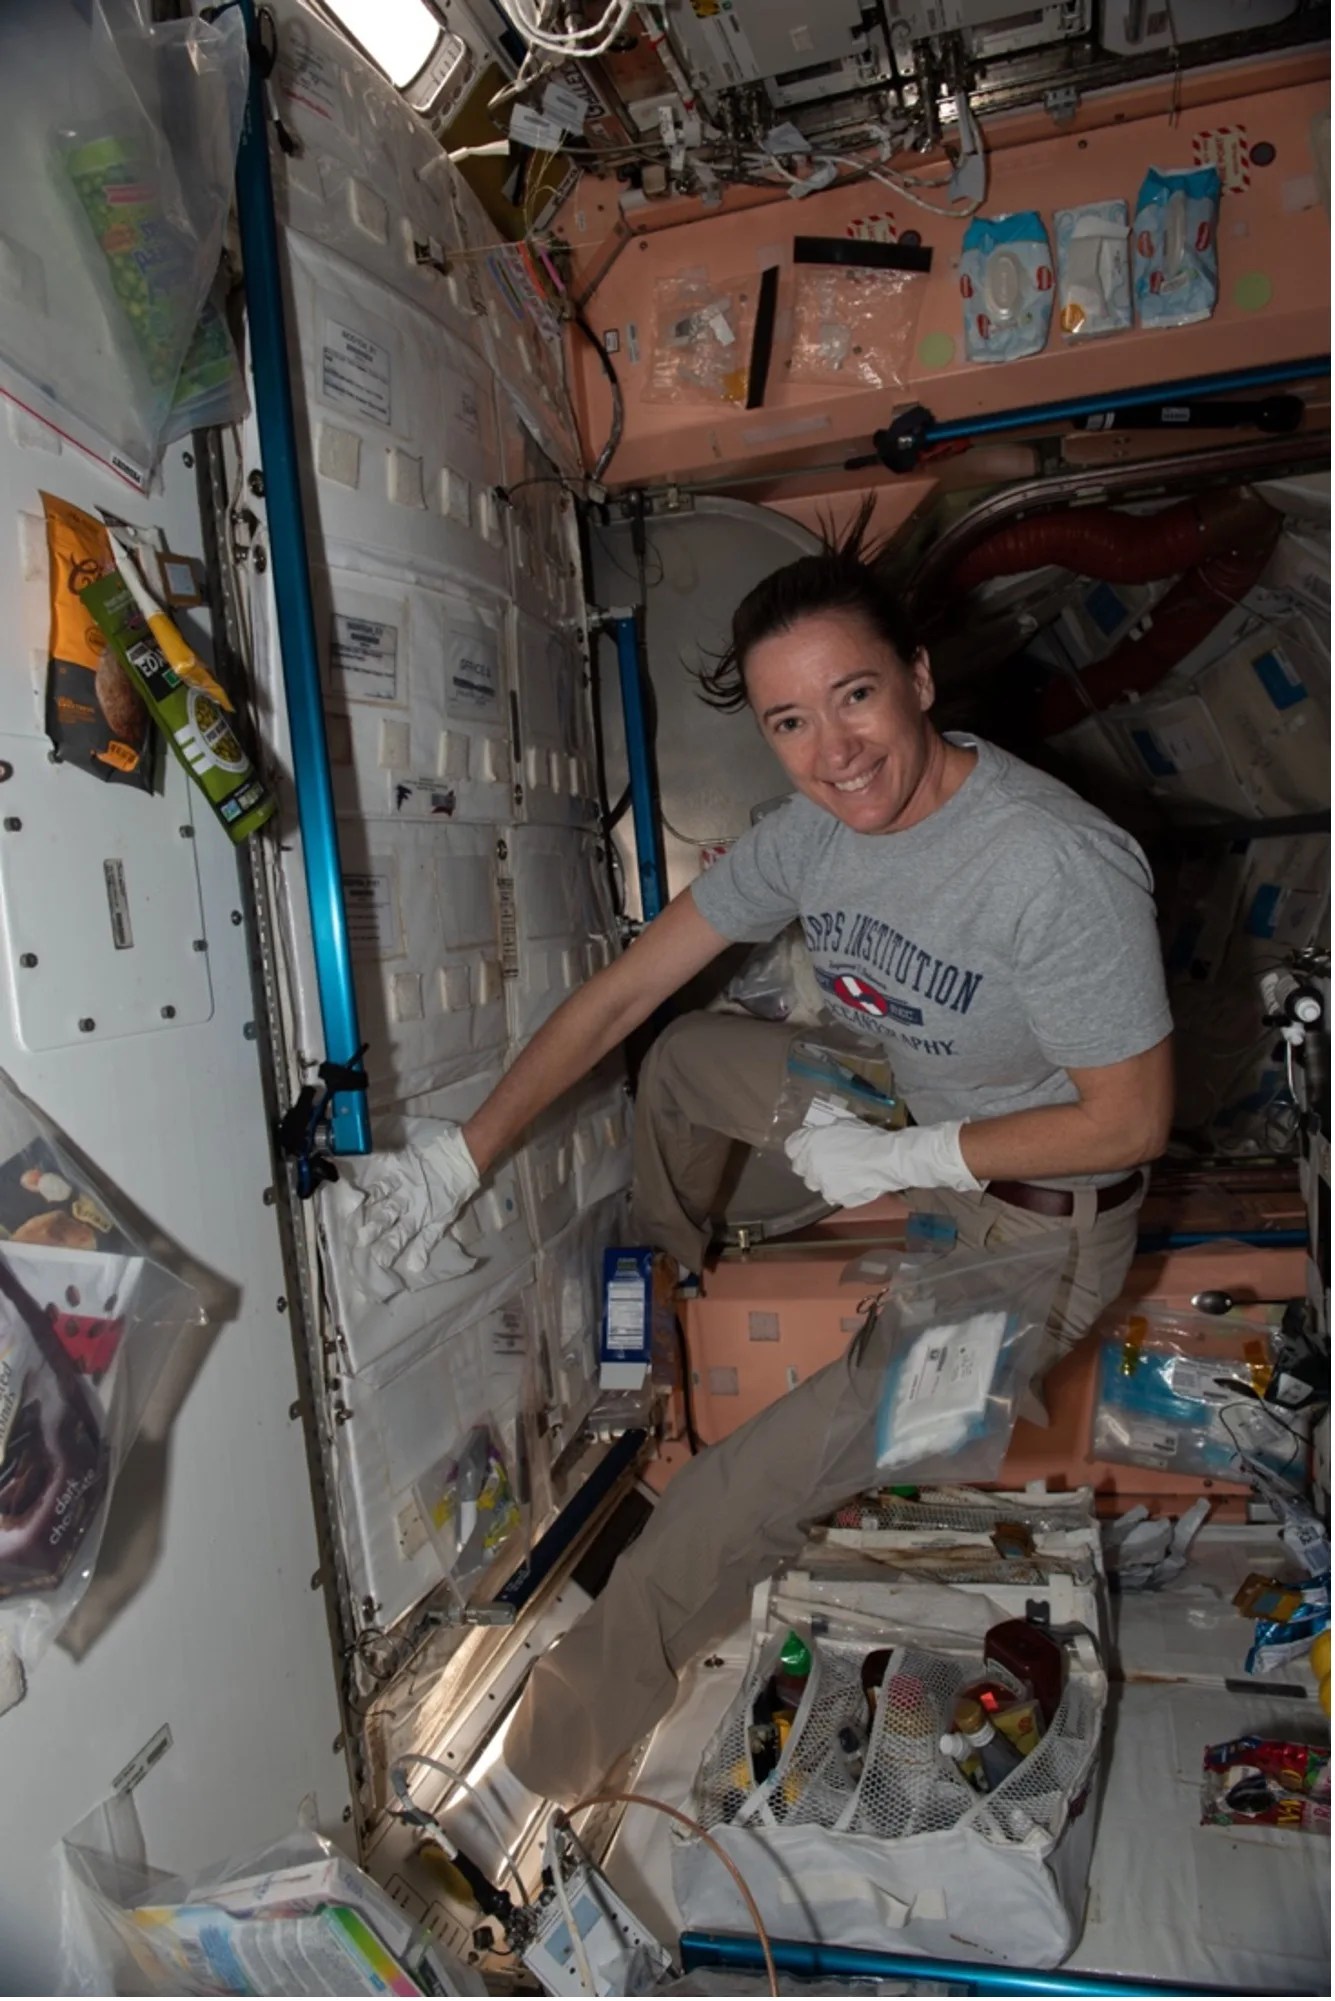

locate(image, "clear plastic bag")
(769, 1031), (905, 1143)
(1091, 1305), (1303, 1485)
(414, 1420), (523, 1609)
(1055, 200), (1132, 341)
(60, 1794), (487, 1995)
(870, 1233), (1070, 1481)
(720, 925), (828, 1026)
(0, 0), (247, 489)
(0, 1071), (205, 1689)
(786, 266), (925, 392)
(644, 269), (757, 406)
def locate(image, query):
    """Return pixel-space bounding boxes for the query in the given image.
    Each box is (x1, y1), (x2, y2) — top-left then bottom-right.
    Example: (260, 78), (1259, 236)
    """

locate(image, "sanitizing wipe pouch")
(872, 1232), (1069, 1480)
(1055, 200), (1132, 340)
(1133, 166), (1220, 329)
(958, 212), (1054, 362)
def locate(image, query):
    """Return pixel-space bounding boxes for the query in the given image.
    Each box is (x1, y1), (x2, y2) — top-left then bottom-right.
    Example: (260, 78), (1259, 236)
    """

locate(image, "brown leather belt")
(987, 1170), (1144, 1219)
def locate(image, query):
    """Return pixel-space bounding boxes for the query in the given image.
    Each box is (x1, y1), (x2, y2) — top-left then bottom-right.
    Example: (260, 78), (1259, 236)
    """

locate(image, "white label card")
(342, 869), (402, 959)
(450, 652), (499, 716)
(509, 103), (566, 151)
(330, 614), (399, 702)
(320, 320), (391, 427)
(543, 81), (588, 133)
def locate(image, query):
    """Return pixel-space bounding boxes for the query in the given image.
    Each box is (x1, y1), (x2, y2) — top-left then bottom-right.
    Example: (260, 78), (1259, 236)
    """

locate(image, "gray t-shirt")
(692, 735), (1173, 1179)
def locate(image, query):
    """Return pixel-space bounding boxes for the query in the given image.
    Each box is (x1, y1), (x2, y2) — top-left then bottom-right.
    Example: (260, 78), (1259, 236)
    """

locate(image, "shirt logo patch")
(823, 970), (924, 1026)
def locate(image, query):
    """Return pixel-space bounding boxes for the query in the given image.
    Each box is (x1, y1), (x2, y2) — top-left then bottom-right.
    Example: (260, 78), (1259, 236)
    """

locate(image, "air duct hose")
(951, 488), (1267, 592)
(1036, 502), (1283, 735)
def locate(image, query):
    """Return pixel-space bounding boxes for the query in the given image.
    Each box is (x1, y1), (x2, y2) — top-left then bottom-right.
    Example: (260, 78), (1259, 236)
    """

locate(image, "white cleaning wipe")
(1056, 199), (1132, 339)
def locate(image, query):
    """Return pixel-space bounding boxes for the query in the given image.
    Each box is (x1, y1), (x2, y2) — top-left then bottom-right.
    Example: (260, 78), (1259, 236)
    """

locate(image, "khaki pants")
(630, 1010), (1145, 1360)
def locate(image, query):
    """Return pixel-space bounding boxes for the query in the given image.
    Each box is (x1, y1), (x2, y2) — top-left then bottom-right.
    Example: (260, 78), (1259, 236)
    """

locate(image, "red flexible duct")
(1036, 507), (1284, 736)
(952, 489), (1265, 592)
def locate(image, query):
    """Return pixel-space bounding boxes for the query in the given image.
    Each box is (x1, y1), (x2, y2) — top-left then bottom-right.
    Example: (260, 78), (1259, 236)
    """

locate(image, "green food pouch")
(79, 574), (277, 845)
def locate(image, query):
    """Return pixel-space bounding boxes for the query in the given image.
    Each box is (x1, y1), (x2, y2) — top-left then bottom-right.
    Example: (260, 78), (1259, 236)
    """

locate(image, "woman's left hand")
(783, 1108), (982, 1207)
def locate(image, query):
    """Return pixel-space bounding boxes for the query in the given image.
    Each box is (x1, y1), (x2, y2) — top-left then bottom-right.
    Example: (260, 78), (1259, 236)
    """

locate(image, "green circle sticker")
(918, 331), (956, 370)
(1233, 271), (1273, 312)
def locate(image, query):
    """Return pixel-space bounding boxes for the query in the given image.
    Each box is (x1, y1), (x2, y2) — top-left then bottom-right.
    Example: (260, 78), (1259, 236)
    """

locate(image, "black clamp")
(278, 1044), (370, 1200)
(870, 404), (937, 475)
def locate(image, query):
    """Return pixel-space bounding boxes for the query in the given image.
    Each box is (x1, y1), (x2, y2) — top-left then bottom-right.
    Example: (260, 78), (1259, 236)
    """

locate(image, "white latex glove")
(783, 1103), (981, 1208)
(327, 1118), (481, 1302)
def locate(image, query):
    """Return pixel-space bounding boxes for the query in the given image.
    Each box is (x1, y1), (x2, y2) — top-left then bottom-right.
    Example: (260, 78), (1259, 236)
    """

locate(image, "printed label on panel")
(330, 611), (401, 704)
(343, 862), (403, 959)
(320, 319), (393, 427)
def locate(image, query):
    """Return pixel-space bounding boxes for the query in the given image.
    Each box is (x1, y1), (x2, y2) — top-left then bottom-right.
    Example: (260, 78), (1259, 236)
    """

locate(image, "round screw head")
(3, 818), (21, 832)
(78, 1017), (95, 1033)
(160, 1005), (176, 1020)
(192, 938), (207, 953)
(18, 953), (36, 969)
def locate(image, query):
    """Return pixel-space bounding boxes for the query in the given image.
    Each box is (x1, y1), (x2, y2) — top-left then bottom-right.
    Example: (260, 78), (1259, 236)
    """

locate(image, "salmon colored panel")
(672, 1234), (1308, 1516)
(564, 75), (1330, 489)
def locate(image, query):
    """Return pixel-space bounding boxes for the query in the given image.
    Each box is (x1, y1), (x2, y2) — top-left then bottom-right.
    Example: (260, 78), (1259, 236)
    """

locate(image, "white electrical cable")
(826, 151), (985, 218)
(544, 1818), (597, 1994)
(498, 0), (636, 60)
(391, 1752), (529, 1906)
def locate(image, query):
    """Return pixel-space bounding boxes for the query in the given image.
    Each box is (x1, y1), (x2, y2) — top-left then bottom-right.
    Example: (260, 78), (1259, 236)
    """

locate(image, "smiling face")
(744, 610), (949, 835)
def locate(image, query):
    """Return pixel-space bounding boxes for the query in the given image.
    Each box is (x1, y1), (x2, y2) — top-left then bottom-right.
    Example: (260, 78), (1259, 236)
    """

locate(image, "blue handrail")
(613, 613), (668, 921)
(928, 357), (1329, 446)
(680, 1930), (1248, 1995)
(232, 0), (370, 1154)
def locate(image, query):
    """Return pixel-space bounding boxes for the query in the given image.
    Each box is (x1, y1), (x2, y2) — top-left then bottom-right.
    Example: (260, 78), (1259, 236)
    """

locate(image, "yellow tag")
(1120, 1314), (1148, 1376)
(95, 740), (141, 773)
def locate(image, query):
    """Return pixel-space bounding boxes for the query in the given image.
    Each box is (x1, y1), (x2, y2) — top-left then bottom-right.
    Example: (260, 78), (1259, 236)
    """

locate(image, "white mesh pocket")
(741, 1642), (868, 1832)
(967, 1675), (1102, 1845)
(692, 1634), (787, 1832)
(843, 1645), (975, 1839)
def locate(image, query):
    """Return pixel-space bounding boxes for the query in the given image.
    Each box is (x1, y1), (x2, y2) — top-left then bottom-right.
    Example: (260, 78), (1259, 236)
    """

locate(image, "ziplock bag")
(1091, 1304), (1302, 1485)
(1133, 166), (1220, 329)
(414, 1420), (523, 1608)
(645, 269), (757, 405)
(60, 1796), (486, 1995)
(768, 1032), (905, 1142)
(0, 0), (247, 490)
(1055, 200), (1132, 340)
(958, 213), (1054, 362)
(0, 1072), (203, 1687)
(873, 1232), (1069, 1479)
(786, 265), (926, 391)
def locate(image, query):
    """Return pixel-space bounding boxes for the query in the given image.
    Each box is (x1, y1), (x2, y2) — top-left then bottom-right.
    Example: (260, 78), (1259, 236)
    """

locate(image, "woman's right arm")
(462, 886), (731, 1175)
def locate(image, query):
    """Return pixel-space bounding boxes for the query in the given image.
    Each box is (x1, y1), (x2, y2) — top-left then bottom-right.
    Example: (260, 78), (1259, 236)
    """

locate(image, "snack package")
(958, 212), (1054, 362)
(1244, 1573), (1330, 1677)
(0, 1073), (204, 1685)
(80, 571), (277, 845)
(41, 493), (154, 789)
(1133, 166), (1220, 329)
(873, 1231), (1069, 1479)
(1201, 1737), (1330, 1834)
(1092, 1308), (1302, 1485)
(1055, 199), (1132, 339)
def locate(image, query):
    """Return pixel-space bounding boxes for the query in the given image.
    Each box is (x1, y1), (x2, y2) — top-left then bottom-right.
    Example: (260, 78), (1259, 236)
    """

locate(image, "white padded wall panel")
(503, 826), (618, 1048)
(322, 570), (512, 826)
(333, 1276), (536, 1629)
(510, 612), (599, 828)
(283, 231), (506, 597)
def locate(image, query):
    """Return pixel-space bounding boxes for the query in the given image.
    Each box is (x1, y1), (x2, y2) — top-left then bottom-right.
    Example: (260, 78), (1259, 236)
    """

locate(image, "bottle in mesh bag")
(877, 1672), (941, 1836)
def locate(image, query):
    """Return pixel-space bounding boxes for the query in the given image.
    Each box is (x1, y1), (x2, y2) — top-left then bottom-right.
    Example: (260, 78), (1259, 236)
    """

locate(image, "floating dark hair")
(694, 494), (922, 714)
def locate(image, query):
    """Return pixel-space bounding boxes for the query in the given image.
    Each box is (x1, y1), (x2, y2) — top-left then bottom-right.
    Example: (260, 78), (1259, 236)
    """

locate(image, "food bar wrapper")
(958, 212), (1054, 363)
(1133, 166), (1220, 329)
(41, 493), (154, 790)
